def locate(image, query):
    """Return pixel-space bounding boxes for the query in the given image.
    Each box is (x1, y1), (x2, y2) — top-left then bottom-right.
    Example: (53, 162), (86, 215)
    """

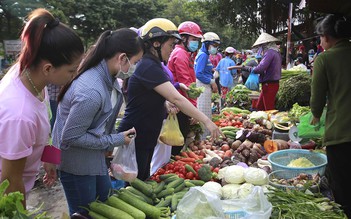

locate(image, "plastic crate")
(267, 149), (327, 175)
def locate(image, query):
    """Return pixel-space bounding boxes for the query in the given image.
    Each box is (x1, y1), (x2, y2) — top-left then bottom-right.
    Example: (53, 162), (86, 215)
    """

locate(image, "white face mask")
(208, 45), (218, 55)
(116, 57), (136, 80)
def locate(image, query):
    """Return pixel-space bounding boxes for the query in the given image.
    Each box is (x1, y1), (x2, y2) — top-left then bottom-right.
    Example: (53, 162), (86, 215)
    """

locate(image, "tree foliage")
(0, 0), (324, 52)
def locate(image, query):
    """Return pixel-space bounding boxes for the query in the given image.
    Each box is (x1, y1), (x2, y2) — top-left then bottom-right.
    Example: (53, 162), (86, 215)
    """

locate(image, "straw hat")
(252, 32), (280, 47)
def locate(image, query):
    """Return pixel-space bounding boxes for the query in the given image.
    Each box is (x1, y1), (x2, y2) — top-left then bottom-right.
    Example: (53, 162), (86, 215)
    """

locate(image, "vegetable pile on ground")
(276, 73), (311, 111)
(226, 85), (252, 110)
(267, 187), (347, 218)
(186, 82), (205, 99)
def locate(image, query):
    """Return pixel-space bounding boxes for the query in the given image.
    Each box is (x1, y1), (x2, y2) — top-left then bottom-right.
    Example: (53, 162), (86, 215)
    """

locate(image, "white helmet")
(201, 32), (220, 44)
(225, 46), (236, 54)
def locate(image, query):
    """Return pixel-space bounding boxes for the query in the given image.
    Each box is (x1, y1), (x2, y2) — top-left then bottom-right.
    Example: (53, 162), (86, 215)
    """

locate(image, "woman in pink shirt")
(0, 8), (84, 208)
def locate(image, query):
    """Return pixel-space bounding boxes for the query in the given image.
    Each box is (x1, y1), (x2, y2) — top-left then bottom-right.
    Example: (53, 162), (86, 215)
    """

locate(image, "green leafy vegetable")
(186, 83), (205, 99)
(0, 180), (50, 219)
(267, 187), (347, 219)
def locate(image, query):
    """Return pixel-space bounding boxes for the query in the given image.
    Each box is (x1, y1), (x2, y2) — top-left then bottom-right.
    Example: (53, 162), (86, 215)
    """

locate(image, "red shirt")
(167, 44), (197, 106)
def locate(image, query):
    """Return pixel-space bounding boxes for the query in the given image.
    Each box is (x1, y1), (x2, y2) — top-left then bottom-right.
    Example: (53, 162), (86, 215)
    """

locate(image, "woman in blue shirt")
(194, 32), (221, 140)
(52, 28), (143, 216)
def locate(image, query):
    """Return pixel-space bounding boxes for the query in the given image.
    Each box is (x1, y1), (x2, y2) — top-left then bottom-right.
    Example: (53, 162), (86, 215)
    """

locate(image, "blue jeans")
(59, 171), (112, 216)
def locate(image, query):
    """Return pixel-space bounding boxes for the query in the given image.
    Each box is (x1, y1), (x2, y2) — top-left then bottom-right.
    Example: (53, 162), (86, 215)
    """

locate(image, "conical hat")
(252, 32), (280, 47)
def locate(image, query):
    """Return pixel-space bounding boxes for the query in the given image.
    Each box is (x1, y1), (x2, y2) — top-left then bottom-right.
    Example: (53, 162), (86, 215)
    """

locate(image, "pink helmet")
(178, 21), (203, 38)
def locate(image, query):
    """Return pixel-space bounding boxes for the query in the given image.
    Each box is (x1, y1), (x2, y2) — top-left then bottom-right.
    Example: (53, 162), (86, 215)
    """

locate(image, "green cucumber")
(118, 190), (161, 219)
(164, 175), (179, 183)
(184, 164), (196, 174)
(159, 174), (177, 180)
(130, 178), (153, 197)
(106, 195), (146, 219)
(89, 201), (134, 219)
(156, 188), (175, 198)
(189, 180), (205, 186)
(173, 182), (186, 193)
(166, 178), (184, 189)
(153, 181), (165, 194)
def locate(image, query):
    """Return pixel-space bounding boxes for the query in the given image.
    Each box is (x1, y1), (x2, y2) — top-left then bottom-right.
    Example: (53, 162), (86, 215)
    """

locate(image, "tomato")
(213, 167), (220, 173)
(164, 170), (173, 174)
(165, 163), (174, 171)
(155, 175), (160, 183)
(177, 173), (185, 178)
(193, 164), (201, 172)
(156, 168), (165, 175)
(185, 172), (195, 179)
(179, 166), (186, 175)
(174, 166), (181, 173)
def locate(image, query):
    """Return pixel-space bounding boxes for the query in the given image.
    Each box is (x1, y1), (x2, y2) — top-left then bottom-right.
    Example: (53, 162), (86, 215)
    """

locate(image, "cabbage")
(221, 184), (241, 199)
(238, 183), (254, 199)
(244, 167), (269, 185)
(202, 181), (222, 198)
(224, 165), (246, 184)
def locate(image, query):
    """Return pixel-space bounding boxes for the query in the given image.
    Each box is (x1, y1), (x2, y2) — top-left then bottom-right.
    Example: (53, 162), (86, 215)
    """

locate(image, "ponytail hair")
(18, 8), (84, 73)
(57, 28), (143, 102)
(316, 14), (351, 39)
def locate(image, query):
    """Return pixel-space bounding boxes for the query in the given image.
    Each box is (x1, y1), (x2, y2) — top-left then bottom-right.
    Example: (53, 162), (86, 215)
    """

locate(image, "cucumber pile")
(87, 176), (206, 218)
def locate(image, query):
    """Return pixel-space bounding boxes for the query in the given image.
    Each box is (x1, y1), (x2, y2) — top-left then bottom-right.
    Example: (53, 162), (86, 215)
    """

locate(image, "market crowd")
(0, 7), (351, 219)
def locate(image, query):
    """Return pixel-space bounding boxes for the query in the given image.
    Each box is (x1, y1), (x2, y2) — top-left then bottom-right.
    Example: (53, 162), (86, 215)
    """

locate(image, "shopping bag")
(159, 114), (184, 146)
(297, 110), (326, 138)
(244, 71), (259, 91)
(110, 135), (138, 182)
(150, 140), (172, 175)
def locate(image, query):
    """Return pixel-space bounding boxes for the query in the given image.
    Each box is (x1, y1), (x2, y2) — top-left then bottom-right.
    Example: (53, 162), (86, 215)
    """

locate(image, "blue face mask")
(187, 41), (199, 52)
(208, 45), (218, 55)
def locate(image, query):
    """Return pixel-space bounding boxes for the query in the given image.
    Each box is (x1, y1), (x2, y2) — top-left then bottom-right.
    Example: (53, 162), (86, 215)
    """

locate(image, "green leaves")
(0, 180), (49, 219)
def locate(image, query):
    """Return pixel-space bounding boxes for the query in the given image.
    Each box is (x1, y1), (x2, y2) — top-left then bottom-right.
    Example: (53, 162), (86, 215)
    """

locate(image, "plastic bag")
(221, 186), (272, 219)
(297, 109), (326, 138)
(244, 71), (259, 91)
(150, 140), (171, 175)
(159, 114), (184, 146)
(110, 135), (138, 182)
(176, 187), (225, 219)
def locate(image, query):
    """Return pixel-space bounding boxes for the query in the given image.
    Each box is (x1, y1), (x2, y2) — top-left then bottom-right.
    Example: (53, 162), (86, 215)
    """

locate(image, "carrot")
(174, 155), (182, 160)
(180, 151), (189, 158)
(179, 158), (196, 162)
(222, 111), (231, 116)
(187, 151), (199, 160)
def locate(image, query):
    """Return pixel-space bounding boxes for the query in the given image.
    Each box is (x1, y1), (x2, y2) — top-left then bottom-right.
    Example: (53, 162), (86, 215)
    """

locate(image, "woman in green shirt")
(310, 14), (351, 218)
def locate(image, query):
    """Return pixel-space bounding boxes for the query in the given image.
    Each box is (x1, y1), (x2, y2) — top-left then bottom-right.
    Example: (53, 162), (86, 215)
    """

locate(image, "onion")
(236, 162), (249, 168)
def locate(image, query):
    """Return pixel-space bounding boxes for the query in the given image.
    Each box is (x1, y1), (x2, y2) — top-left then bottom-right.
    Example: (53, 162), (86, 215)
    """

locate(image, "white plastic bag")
(110, 135), (138, 182)
(176, 187), (225, 219)
(150, 140), (172, 176)
(221, 186), (272, 219)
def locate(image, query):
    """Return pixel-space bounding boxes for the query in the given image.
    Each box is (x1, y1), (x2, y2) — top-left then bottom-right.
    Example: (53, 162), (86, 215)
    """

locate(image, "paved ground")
(27, 172), (69, 219)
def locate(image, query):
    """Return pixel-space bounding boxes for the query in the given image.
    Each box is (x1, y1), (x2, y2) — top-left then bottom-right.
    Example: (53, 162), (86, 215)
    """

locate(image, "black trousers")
(135, 146), (155, 181)
(171, 112), (191, 156)
(326, 142), (351, 218)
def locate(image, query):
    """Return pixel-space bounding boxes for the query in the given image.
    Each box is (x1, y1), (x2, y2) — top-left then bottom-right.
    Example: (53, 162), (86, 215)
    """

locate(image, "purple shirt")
(162, 63), (180, 89)
(253, 49), (282, 83)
